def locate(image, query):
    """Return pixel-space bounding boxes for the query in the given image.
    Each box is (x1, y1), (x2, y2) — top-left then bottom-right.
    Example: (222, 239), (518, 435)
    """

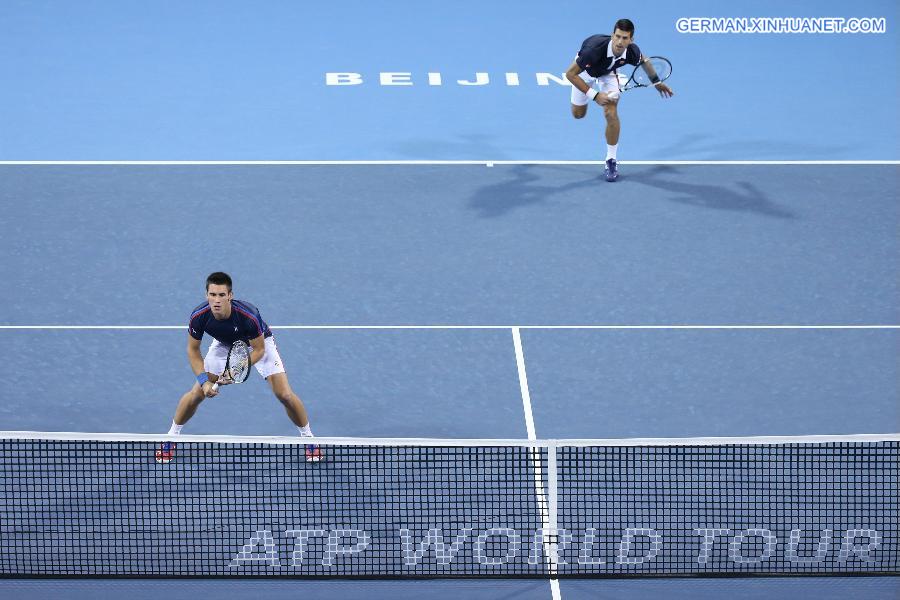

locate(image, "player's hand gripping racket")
(616, 56), (672, 96)
(211, 340), (252, 391)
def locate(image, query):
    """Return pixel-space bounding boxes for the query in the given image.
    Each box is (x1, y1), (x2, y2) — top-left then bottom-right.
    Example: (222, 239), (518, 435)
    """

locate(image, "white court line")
(512, 328), (562, 600)
(0, 160), (897, 165)
(0, 325), (897, 330)
(512, 328), (538, 440)
(4, 431), (898, 445)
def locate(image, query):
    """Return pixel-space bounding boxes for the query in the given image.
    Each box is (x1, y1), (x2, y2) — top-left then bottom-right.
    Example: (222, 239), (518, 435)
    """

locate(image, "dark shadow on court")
(468, 164), (598, 217)
(627, 166), (797, 219)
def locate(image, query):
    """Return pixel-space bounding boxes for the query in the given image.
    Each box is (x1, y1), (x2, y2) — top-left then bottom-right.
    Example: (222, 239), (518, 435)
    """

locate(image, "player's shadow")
(468, 164), (597, 217)
(627, 166), (797, 219)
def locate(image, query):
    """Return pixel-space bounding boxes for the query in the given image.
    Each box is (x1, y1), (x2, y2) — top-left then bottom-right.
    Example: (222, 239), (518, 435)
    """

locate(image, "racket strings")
(227, 342), (252, 383)
(633, 58), (671, 86)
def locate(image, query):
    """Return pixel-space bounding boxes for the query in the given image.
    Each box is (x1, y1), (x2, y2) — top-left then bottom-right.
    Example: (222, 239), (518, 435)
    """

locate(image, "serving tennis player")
(155, 272), (322, 463)
(566, 19), (674, 182)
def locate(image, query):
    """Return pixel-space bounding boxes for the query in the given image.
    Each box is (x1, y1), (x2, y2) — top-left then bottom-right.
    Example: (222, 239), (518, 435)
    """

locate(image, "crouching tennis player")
(566, 19), (674, 182)
(156, 272), (322, 463)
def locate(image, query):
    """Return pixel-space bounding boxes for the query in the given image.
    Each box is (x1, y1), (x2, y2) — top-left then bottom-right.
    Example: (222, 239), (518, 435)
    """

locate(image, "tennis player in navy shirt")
(565, 19), (673, 181)
(156, 272), (321, 463)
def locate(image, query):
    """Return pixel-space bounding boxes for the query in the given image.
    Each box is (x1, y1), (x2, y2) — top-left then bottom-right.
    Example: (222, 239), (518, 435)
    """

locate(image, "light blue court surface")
(1, 1), (899, 599)
(0, 0), (897, 160)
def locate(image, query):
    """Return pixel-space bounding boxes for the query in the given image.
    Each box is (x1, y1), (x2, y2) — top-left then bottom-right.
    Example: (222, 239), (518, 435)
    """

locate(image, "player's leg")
(156, 340), (227, 464)
(603, 101), (620, 145)
(156, 384), (206, 464)
(173, 383), (206, 425)
(257, 337), (322, 462)
(268, 372), (310, 429)
(269, 374), (322, 462)
(602, 100), (621, 182)
(597, 73), (622, 182)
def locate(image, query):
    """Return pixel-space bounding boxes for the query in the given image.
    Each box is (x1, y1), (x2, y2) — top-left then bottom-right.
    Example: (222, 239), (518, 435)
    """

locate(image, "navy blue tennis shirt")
(576, 34), (642, 77)
(188, 299), (273, 345)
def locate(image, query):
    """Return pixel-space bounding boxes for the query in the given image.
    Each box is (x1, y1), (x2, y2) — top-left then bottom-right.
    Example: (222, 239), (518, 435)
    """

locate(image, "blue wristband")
(197, 373), (209, 386)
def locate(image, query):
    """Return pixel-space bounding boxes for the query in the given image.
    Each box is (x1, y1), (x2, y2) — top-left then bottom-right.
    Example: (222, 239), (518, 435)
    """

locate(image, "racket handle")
(211, 382), (219, 392)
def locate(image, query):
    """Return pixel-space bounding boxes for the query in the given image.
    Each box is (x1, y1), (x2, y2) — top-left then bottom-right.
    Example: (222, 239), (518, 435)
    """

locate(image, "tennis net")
(0, 432), (897, 578)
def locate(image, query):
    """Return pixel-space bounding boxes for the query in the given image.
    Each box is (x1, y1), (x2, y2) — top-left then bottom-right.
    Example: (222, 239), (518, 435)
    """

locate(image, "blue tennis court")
(1, 1), (898, 598)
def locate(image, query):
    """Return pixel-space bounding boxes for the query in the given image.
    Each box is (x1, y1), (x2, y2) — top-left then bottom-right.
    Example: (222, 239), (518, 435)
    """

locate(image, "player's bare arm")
(566, 61), (616, 106)
(565, 61), (589, 93)
(247, 334), (266, 366)
(188, 335), (219, 397)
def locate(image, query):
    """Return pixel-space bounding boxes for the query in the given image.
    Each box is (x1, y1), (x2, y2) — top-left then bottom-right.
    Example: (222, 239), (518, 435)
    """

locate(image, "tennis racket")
(619, 56), (672, 92)
(211, 340), (252, 391)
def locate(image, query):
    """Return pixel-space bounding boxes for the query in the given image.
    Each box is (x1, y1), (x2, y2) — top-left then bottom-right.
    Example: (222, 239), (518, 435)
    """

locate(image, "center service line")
(512, 327), (562, 600)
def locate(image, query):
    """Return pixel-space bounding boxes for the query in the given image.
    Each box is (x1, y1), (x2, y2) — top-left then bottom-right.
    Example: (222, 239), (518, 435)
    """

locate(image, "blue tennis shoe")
(604, 158), (618, 182)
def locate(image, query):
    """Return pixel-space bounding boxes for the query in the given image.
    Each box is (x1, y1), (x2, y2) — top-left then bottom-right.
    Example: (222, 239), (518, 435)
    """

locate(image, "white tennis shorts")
(204, 336), (286, 380)
(571, 70), (628, 106)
